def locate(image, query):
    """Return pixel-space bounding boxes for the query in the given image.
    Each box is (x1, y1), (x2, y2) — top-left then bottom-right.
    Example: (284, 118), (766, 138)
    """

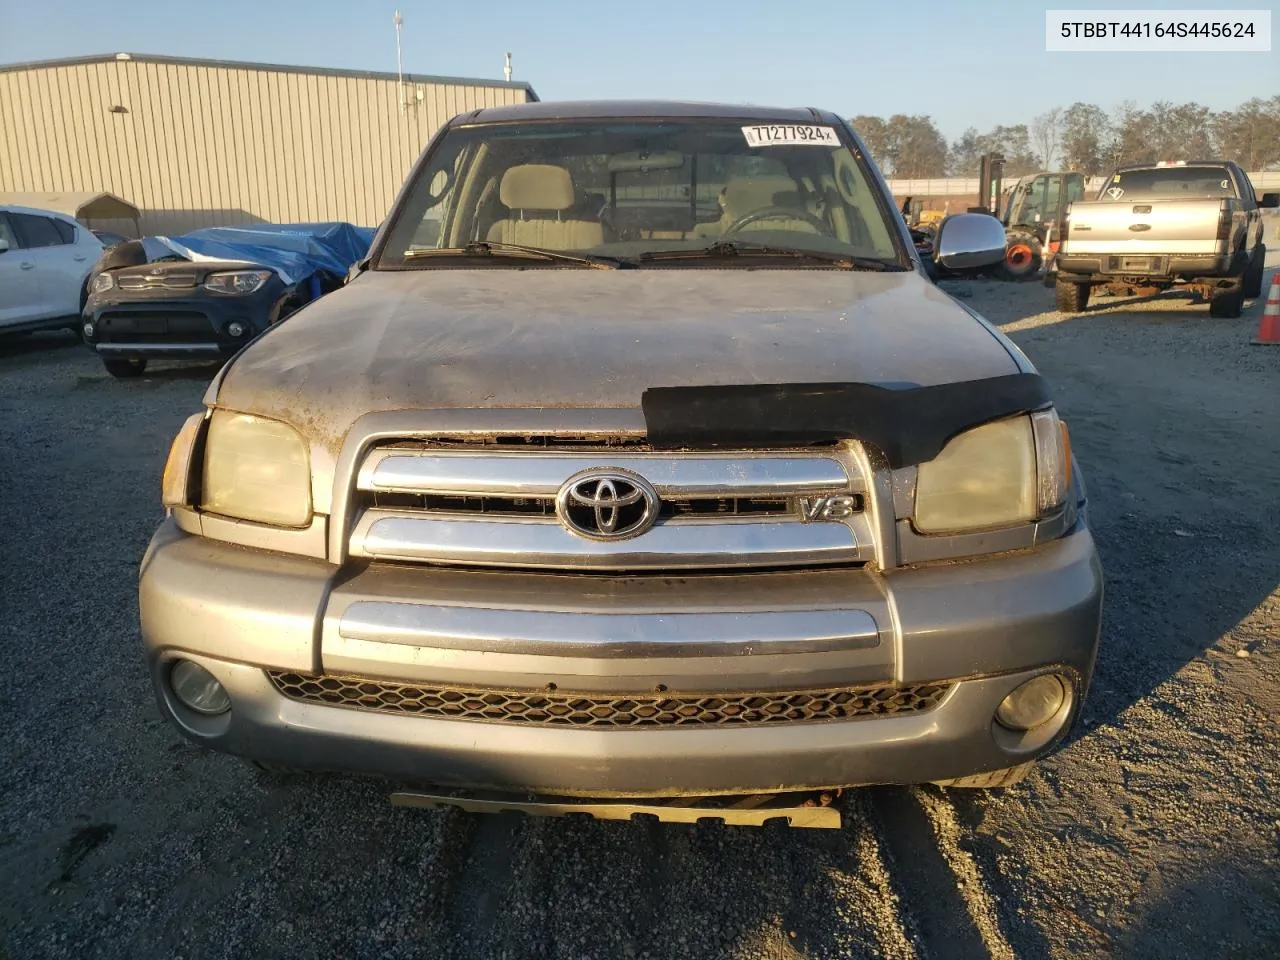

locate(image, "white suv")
(0, 204), (105, 334)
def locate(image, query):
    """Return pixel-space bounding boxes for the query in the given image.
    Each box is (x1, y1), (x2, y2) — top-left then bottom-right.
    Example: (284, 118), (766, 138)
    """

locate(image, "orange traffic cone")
(1253, 272), (1280, 345)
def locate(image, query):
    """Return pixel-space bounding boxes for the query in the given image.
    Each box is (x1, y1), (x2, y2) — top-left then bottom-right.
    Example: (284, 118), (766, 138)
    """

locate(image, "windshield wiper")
(403, 241), (628, 270)
(639, 240), (904, 271)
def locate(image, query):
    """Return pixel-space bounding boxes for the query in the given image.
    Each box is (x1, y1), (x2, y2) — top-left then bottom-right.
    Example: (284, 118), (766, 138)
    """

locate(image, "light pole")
(394, 9), (405, 114)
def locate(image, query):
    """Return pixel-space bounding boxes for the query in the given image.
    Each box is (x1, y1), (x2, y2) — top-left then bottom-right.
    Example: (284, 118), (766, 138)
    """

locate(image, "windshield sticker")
(1106, 186), (1124, 199)
(742, 124), (840, 147)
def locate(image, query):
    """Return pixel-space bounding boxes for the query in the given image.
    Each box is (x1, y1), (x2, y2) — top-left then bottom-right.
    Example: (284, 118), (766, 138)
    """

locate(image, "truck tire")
(997, 235), (1043, 281)
(933, 761), (1034, 789)
(103, 357), (147, 378)
(1054, 278), (1090, 313)
(1243, 244), (1266, 299)
(1208, 284), (1245, 319)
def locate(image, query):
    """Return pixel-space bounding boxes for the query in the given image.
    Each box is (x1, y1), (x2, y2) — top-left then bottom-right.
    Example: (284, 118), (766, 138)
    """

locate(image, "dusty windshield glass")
(377, 119), (901, 266)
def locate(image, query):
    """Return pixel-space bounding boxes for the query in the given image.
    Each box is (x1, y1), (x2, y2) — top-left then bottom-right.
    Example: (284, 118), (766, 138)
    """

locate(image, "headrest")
(499, 164), (575, 211)
(720, 177), (802, 218)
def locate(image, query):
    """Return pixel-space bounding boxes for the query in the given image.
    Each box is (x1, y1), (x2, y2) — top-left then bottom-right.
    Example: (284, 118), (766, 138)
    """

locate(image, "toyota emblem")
(555, 469), (659, 541)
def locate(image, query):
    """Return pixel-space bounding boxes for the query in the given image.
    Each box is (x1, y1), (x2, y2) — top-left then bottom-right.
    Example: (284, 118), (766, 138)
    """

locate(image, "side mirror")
(933, 212), (1007, 270)
(0, 236), (9, 254)
(1260, 193), (1279, 209)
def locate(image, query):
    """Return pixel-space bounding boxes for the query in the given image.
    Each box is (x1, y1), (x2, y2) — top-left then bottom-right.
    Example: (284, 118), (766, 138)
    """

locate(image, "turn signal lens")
(1031, 409), (1071, 515)
(161, 412), (206, 508)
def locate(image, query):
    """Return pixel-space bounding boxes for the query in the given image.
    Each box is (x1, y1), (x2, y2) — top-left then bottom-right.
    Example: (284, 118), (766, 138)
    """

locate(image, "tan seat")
(692, 176), (820, 239)
(486, 164), (604, 250)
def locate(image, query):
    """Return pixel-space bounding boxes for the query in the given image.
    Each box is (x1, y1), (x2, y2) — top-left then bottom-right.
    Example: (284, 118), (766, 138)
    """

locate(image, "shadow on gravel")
(866, 785), (1055, 960)
(73, 362), (224, 387)
(0, 329), (81, 359)
(1116, 857), (1280, 958)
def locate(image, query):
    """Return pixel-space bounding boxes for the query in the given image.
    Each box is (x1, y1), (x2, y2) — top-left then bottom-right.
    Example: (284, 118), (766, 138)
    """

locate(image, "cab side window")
(10, 213), (67, 248)
(1237, 172), (1258, 210)
(0, 215), (18, 250)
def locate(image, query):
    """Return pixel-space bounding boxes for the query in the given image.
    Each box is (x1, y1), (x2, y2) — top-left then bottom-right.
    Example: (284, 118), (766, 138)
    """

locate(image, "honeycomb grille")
(266, 672), (951, 727)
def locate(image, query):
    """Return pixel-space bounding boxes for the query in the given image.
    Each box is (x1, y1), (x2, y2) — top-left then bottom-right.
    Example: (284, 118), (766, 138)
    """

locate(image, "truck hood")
(213, 268), (1023, 451)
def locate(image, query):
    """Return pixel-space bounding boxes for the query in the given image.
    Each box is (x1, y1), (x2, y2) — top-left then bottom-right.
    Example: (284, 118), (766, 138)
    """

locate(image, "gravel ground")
(2, 265), (1278, 960)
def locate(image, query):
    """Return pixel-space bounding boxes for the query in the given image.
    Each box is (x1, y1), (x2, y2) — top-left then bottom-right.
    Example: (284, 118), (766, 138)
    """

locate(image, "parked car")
(0, 204), (104, 335)
(82, 223), (374, 378)
(1053, 159), (1278, 317)
(141, 101), (1103, 829)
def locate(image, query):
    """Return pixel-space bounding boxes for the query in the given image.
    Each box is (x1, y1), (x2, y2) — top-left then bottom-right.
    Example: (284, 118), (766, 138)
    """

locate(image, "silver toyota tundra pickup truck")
(141, 101), (1104, 828)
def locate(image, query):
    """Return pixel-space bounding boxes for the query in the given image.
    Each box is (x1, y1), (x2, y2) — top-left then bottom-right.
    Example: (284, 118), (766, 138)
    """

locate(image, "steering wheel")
(725, 206), (834, 237)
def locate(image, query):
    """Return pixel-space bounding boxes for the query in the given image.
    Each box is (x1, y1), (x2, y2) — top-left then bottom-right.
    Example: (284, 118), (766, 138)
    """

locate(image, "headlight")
(91, 272), (115, 293)
(203, 270), (272, 295)
(201, 410), (312, 526)
(914, 409), (1071, 535)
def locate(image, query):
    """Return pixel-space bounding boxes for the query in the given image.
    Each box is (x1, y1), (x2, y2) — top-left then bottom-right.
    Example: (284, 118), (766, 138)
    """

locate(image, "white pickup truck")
(1053, 160), (1277, 317)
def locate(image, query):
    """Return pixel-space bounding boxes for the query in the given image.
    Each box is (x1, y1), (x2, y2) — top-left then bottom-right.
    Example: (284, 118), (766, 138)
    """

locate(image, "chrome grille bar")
(338, 601), (880, 656)
(349, 510), (863, 570)
(358, 451), (854, 498)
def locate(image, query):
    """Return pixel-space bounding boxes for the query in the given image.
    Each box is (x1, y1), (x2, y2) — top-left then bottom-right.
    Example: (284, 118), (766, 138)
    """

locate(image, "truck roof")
(1112, 159), (1236, 171)
(459, 100), (832, 125)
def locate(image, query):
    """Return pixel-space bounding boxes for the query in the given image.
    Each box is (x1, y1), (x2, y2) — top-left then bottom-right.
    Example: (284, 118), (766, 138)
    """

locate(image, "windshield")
(1100, 166), (1238, 202)
(376, 119), (902, 266)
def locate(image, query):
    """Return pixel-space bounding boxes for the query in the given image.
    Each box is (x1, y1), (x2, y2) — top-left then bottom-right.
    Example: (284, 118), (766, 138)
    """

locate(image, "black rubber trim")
(641, 374), (1052, 467)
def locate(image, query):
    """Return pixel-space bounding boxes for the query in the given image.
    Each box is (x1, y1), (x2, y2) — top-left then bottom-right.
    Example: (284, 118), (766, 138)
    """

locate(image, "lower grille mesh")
(267, 672), (951, 727)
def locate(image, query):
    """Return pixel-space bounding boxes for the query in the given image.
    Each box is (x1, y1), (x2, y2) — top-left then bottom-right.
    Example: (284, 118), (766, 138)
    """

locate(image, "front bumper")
(139, 517), (1104, 796)
(81, 287), (287, 359)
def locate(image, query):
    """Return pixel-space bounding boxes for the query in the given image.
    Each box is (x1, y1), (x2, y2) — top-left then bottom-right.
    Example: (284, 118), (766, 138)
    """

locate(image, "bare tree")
(848, 114), (948, 178)
(1031, 108), (1063, 170)
(1061, 102), (1111, 174)
(948, 125), (1039, 177)
(851, 115), (892, 172)
(1214, 97), (1280, 170)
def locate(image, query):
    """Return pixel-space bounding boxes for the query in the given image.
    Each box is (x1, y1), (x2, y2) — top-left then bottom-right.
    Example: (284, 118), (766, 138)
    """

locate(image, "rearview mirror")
(1260, 192), (1279, 209)
(608, 151), (685, 173)
(933, 212), (1007, 271)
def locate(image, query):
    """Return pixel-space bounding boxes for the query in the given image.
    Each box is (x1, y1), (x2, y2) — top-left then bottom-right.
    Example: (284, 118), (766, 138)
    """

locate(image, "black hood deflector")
(641, 374), (1052, 468)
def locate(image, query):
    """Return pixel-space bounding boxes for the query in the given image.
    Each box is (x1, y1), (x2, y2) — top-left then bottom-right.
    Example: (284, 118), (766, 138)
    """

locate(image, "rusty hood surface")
(212, 268), (1024, 449)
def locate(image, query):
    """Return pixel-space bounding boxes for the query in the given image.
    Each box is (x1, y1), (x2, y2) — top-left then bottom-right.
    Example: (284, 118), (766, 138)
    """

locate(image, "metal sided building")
(0, 53), (538, 235)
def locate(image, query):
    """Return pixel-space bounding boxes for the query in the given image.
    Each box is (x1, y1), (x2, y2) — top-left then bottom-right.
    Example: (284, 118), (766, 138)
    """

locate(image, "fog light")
(82, 323), (95, 338)
(227, 322), (246, 337)
(995, 674), (1066, 731)
(170, 660), (230, 715)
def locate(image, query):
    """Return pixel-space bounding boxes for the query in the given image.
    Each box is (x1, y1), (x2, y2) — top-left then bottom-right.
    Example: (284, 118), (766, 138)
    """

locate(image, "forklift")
(974, 153), (1087, 281)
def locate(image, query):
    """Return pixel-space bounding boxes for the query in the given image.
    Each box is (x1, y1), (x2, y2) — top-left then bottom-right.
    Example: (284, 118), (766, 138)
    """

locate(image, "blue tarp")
(149, 222), (376, 287)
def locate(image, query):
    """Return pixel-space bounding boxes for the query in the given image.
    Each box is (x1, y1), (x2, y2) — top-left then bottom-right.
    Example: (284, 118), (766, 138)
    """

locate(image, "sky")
(0, 0), (1274, 141)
